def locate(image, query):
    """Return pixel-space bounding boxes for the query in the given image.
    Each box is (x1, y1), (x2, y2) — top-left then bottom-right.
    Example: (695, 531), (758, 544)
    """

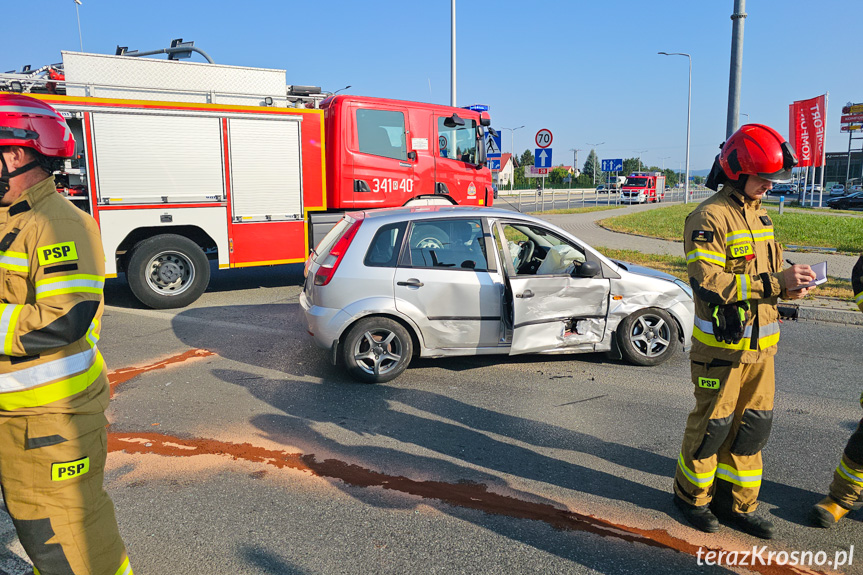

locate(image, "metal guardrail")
(493, 188), (714, 212)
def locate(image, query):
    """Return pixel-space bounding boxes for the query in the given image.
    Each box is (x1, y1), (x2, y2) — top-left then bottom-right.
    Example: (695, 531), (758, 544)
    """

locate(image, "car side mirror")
(444, 113), (465, 128)
(573, 260), (601, 278)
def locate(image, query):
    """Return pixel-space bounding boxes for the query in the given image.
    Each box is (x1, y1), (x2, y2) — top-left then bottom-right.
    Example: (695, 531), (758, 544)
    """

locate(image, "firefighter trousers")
(0, 412), (131, 575)
(827, 417), (863, 510)
(674, 356), (775, 513)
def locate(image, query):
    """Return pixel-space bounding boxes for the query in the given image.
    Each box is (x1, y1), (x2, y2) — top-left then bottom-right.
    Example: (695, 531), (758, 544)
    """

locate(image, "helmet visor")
(759, 141), (797, 183)
(758, 168), (794, 184)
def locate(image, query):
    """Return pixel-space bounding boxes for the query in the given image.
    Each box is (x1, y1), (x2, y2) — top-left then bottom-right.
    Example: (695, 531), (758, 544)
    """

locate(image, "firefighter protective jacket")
(0, 176), (107, 417)
(684, 183), (787, 364)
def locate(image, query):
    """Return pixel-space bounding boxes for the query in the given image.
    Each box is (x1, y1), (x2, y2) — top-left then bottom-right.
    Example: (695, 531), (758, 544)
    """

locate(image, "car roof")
(347, 205), (558, 228)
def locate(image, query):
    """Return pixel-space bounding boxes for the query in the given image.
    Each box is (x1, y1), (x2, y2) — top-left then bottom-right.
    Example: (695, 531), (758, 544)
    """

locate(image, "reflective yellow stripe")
(716, 463), (762, 488)
(693, 323), (780, 351)
(677, 452), (716, 487)
(686, 248), (726, 266)
(86, 319), (100, 347)
(35, 274), (104, 300)
(2, 305), (23, 356)
(0, 351), (104, 410)
(837, 460), (863, 487)
(735, 274), (750, 300)
(115, 556), (133, 575)
(854, 291), (863, 309)
(0, 250), (29, 273)
(751, 228), (775, 242)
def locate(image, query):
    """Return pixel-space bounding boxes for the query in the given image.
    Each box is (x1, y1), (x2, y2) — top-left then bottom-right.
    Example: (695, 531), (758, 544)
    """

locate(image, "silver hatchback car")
(301, 206), (694, 383)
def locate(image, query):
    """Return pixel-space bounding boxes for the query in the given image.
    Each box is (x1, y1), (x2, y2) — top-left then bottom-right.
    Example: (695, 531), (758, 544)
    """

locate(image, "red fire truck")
(620, 172), (666, 204)
(1, 48), (494, 308)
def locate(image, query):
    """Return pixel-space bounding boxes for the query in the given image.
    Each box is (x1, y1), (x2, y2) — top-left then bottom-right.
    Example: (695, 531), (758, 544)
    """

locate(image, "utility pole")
(727, 0), (746, 138)
(569, 148), (581, 189)
(450, 0), (456, 107)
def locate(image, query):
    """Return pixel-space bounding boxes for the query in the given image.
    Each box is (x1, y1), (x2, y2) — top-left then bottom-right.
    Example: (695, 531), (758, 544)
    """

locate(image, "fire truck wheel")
(616, 307), (679, 366)
(127, 234), (211, 309)
(341, 316), (413, 383)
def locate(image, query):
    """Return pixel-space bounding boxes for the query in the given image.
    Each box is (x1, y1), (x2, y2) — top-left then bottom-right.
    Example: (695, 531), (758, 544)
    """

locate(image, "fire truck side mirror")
(443, 114), (465, 128)
(407, 151), (417, 161)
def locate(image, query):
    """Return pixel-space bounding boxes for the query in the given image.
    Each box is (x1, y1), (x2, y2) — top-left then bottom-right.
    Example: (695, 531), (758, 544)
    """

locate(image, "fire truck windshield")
(624, 177), (649, 187)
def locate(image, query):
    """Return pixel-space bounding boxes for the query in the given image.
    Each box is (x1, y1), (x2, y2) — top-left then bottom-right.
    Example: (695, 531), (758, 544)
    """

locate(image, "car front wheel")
(617, 308), (679, 366)
(341, 317), (413, 383)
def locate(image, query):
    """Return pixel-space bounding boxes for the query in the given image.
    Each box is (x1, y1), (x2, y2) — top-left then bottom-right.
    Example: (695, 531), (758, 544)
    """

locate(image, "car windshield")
(625, 177), (648, 187)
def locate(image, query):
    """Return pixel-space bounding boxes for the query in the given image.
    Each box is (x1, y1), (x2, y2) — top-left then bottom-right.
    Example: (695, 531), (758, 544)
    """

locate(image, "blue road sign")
(535, 148), (553, 168)
(486, 131), (501, 158)
(601, 159), (623, 172)
(488, 159), (501, 171)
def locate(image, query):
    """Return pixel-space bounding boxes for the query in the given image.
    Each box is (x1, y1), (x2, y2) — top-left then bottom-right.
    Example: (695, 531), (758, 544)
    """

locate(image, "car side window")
(404, 218), (488, 270)
(499, 222), (586, 276)
(365, 222), (407, 268)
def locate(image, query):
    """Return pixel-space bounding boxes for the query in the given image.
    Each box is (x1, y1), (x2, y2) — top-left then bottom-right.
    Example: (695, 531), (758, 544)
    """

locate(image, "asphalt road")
(3, 265), (862, 575)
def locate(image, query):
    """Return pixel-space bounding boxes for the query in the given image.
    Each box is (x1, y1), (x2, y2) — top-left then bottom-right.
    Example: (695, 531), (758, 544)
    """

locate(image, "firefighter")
(672, 124), (817, 539)
(0, 94), (132, 574)
(810, 254), (863, 527)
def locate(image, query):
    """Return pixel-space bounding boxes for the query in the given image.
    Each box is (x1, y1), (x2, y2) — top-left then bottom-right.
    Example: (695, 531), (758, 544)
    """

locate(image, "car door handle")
(516, 289), (534, 298)
(397, 278), (424, 288)
(435, 182), (450, 195)
(354, 179), (371, 193)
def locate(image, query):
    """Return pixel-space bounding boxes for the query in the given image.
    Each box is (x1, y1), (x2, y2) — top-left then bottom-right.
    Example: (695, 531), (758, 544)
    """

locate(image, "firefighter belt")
(0, 410), (131, 575)
(674, 356), (775, 513)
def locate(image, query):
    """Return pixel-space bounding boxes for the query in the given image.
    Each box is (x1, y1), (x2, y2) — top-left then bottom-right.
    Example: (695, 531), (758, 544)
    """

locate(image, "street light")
(74, 0), (84, 51)
(569, 148), (582, 189)
(586, 142), (604, 187)
(635, 149), (648, 172)
(500, 125), (524, 192)
(740, 112), (749, 123)
(658, 51), (692, 204)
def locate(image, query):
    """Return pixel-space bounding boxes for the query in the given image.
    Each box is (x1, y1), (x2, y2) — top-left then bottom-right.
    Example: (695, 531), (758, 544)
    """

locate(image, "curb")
(778, 303), (863, 326)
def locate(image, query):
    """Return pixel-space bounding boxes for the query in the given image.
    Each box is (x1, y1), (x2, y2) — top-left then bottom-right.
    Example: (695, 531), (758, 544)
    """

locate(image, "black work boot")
(709, 489), (775, 539)
(674, 494), (720, 533)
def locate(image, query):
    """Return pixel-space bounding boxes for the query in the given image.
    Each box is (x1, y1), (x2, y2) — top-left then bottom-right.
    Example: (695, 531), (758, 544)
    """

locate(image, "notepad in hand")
(788, 261), (827, 290)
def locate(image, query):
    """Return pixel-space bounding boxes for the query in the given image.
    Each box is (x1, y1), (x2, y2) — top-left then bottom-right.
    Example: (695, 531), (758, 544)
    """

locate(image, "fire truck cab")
(620, 172), (666, 204)
(1, 48), (493, 309)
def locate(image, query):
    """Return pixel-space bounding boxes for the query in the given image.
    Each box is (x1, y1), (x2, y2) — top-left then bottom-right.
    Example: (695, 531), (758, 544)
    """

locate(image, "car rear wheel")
(341, 317), (413, 383)
(617, 308), (679, 366)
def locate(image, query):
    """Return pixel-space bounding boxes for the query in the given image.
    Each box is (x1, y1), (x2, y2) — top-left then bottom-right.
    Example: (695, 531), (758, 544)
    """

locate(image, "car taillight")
(313, 219), (362, 286)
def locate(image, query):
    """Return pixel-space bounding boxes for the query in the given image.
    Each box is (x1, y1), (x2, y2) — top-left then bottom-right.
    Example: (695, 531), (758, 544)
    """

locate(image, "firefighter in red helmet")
(0, 94), (132, 574)
(672, 124), (816, 539)
(810, 254), (863, 527)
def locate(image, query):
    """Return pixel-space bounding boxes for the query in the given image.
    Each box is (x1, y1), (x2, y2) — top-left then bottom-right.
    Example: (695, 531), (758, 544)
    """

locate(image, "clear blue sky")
(2, 0), (858, 172)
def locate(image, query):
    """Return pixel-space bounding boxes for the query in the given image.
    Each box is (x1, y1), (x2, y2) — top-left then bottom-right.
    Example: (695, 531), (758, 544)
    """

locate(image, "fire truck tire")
(126, 234), (211, 309)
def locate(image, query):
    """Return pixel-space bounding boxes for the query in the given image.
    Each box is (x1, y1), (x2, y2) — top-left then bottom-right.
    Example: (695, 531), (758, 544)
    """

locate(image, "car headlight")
(674, 278), (693, 299)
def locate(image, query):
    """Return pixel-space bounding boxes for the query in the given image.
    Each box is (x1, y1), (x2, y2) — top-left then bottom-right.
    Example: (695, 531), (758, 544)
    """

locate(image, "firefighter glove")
(711, 301), (750, 344)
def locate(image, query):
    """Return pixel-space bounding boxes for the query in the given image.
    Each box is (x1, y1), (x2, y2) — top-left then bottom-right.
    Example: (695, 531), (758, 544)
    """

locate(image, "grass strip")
(598, 204), (863, 253)
(597, 247), (853, 301)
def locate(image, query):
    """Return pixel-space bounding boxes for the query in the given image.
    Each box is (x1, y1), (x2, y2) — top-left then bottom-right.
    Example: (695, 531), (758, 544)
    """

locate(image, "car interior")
(498, 223), (587, 276)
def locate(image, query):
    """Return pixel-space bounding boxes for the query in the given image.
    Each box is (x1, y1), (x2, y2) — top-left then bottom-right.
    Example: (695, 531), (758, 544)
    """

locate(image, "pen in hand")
(785, 259), (795, 266)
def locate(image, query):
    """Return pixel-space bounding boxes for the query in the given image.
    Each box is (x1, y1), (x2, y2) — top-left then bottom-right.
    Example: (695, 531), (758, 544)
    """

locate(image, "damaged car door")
(494, 220), (611, 355)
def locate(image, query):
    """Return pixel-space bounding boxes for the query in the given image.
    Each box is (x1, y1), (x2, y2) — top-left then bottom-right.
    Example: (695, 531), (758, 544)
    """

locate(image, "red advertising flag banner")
(790, 95), (826, 168)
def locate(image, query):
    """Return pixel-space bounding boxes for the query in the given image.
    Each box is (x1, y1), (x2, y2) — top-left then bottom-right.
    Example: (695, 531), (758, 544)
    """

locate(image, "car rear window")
(313, 218), (352, 262)
(365, 222), (407, 267)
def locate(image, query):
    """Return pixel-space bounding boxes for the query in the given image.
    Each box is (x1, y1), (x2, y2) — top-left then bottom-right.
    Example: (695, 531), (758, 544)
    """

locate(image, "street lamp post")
(658, 51), (692, 204)
(635, 149), (648, 172)
(586, 142), (604, 187)
(500, 125), (524, 192)
(569, 148), (582, 189)
(740, 112), (749, 123)
(74, 0), (84, 51)
(451, 0), (456, 106)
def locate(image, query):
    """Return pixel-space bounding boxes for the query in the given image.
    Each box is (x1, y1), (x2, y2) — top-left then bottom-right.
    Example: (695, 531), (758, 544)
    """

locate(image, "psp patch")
(37, 241), (78, 266)
(691, 230), (714, 243)
(698, 377), (721, 390)
(729, 243), (754, 258)
(51, 456), (89, 481)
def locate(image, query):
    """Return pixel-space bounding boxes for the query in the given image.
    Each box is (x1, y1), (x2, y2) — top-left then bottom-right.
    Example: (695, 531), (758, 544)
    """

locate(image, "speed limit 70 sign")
(535, 129), (553, 149)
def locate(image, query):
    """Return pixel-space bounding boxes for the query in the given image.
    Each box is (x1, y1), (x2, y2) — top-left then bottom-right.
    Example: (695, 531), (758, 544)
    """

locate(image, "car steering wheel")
(515, 240), (535, 273)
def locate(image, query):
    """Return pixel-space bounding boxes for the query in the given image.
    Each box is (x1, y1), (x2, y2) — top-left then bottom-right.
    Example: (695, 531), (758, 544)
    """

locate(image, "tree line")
(507, 149), (704, 190)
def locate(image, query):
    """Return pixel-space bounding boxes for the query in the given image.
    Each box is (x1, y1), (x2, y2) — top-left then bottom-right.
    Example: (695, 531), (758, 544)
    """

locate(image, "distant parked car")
(830, 184), (846, 196)
(827, 191), (863, 210)
(770, 183), (794, 195)
(595, 184), (607, 193)
(301, 206), (694, 383)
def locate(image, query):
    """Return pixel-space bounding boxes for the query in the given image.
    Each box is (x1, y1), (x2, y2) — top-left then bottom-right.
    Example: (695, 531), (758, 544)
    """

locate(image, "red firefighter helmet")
(0, 94), (75, 158)
(719, 123), (797, 183)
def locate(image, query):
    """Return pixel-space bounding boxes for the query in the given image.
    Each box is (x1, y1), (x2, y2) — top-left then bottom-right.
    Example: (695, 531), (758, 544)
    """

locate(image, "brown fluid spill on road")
(107, 432), (825, 575)
(108, 349), (216, 396)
